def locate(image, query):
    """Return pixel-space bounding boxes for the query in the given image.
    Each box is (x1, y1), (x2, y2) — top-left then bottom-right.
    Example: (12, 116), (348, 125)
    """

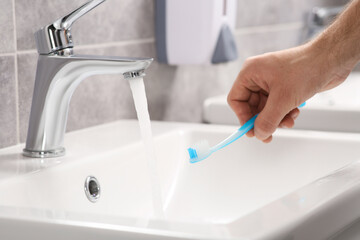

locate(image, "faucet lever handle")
(34, 0), (105, 55)
(55, 0), (105, 30)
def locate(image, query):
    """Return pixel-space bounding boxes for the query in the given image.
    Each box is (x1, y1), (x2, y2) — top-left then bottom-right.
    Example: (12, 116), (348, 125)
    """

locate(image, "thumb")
(254, 92), (292, 140)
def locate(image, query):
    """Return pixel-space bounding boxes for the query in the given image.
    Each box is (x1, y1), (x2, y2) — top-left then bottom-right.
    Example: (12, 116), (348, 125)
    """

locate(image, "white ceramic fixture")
(203, 72), (360, 132)
(0, 120), (360, 239)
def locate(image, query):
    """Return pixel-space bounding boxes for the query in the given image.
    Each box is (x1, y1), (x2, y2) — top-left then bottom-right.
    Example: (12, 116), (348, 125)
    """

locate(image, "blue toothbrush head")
(187, 141), (212, 164)
(187, 147), (198, 163)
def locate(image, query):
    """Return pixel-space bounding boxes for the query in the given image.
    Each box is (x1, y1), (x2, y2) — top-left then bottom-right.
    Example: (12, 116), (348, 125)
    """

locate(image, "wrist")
(309, 0), (360, 72)
(308, 36), (356, 78)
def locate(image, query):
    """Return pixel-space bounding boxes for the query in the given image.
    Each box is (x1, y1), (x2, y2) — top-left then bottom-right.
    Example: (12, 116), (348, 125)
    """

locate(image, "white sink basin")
(1, 120), (360, 239)
(203, 72), (360, 132)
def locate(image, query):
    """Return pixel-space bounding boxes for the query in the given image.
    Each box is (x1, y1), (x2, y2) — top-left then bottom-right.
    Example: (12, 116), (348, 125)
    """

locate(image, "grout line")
(16, 49), (37, 55)
(74, 37), (155, 50)
(12, 0), (20, 144)
(0, 52), (15, 57)
(234, 22), (304, 35)
(0, 38), (156, 57)
(11, 37), (156, 55)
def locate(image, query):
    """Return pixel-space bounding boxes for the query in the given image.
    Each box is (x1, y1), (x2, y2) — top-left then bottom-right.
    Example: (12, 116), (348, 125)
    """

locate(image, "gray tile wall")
(0, 0), (349, 148)
(0, 56), (17, 147)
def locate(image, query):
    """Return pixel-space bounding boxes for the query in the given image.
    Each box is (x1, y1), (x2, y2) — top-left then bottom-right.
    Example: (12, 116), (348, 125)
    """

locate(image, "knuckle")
(243, 57), (258, 68)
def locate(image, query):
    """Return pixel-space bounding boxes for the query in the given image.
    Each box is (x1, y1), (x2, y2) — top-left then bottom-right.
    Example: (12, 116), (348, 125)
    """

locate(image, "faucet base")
(23, 148), (66, 158)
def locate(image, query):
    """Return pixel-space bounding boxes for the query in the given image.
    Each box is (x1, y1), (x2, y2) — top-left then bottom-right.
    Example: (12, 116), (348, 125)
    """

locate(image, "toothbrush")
(188, 102), (306, 163)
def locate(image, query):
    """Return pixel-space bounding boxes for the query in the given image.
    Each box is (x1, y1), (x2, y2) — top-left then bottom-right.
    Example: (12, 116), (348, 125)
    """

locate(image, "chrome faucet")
(23, 0), (153, 158)
(302, 6), (344, 43)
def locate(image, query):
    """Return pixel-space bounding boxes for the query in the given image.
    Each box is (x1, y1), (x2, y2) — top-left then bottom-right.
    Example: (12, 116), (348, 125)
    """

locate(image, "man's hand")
(228, 44), (352, 143)
(228, 0), (360, 143)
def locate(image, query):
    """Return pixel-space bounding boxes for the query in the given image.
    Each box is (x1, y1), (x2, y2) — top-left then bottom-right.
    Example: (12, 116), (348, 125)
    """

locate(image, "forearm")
(228, 0), (360, 142)
(312, 0), (360, 70)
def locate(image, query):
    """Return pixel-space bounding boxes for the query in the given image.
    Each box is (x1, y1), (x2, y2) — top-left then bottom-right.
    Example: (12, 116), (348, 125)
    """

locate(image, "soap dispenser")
(156, 0), (238, 65)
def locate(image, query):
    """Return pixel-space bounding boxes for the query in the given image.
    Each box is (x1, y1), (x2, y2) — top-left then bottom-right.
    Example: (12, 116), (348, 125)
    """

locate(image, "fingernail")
(255, 128), (269, 141)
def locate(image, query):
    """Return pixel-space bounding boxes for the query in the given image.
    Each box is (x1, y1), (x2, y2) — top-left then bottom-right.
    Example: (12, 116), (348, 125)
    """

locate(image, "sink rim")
(0, 120), (360, 239)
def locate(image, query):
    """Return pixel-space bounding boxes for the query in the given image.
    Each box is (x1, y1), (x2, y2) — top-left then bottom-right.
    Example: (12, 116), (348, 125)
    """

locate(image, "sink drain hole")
(84, 176), (100, 203)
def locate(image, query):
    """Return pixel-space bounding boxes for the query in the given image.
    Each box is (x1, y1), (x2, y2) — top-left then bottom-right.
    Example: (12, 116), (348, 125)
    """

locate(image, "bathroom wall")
(0, 0), (350, 149)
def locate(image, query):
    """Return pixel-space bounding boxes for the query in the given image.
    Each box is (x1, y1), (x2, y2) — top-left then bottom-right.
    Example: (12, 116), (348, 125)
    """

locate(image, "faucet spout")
(23, 55), (153, 158)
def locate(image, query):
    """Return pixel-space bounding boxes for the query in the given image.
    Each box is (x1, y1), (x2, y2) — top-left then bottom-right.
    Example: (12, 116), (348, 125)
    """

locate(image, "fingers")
(228, 58), (302, 143)
(289, 108), (300, 120)
(257, 108), (300, 143)
(229, 81), (302, 142)
(254, 91), (293, 141)
(246, 129), (254, 137)
(228, 96), (253, 126)
(228, 80), (259, 126)
(279, 115), (294, 128)
(279, 108), (300, 128)
(228, 87), (269, 126)
(262, 135), (273, 143)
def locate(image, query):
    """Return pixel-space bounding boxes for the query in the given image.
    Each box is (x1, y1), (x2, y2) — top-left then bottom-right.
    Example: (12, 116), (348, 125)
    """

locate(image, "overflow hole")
(84, 176), (100, 203)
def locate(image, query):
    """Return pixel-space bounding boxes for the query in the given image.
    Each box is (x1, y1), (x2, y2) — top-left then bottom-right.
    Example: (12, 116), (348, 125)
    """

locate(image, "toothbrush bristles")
(188, 140), (211, 163)
(187, 147), (198, 160)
